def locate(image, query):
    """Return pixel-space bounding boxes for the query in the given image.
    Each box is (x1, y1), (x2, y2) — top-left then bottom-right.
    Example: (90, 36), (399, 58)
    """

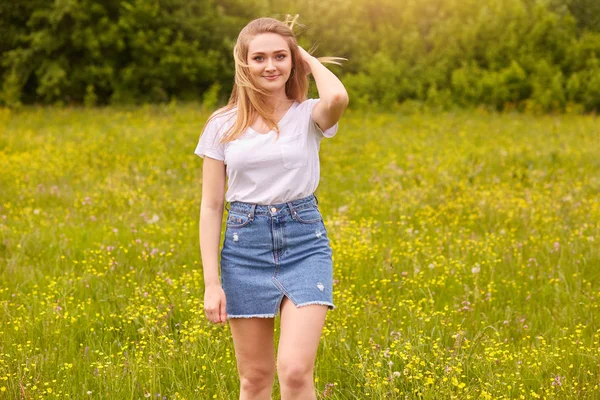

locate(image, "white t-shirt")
(194, 98), (338, 205)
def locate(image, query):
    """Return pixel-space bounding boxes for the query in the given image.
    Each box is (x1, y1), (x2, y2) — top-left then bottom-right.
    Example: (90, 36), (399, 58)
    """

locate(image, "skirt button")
(270, 207), (277, 212)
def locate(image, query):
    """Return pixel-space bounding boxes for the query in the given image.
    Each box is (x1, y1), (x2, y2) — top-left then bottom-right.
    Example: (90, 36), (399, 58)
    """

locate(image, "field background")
(1, 105), (599, 398)
(2, 0), (600, 398)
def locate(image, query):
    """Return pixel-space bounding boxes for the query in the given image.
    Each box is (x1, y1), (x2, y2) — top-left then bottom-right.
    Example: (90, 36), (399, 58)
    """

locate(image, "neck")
(264, 90), (293, 112)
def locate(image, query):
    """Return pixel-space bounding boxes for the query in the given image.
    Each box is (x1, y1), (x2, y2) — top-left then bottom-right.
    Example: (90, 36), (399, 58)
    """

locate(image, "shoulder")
(205, 107), (237, 135)
(295, 98), (321, 118)
(298, 98), (319, 110)
(298, 98), (339, 139)
(208, 106), (237, 126)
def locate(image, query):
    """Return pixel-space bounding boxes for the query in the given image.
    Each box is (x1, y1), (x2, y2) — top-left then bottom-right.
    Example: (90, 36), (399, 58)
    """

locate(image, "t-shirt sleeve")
(305, 98), (339, 139)
(194, 118), (225, 161)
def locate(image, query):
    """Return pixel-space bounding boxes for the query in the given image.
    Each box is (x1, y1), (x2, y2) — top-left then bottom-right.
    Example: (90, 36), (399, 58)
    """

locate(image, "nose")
(265, 58), (276, 71)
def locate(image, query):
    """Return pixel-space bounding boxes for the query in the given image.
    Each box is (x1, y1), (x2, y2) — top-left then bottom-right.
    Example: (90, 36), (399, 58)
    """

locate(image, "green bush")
(2, 0), (600, 111)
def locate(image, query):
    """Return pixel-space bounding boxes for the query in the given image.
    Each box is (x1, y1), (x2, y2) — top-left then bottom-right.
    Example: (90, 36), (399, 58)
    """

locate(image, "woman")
(194, 15), (348, 400)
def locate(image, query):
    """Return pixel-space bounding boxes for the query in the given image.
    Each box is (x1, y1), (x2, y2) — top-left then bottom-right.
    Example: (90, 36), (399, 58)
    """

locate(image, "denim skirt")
(219, 193), (336, 318)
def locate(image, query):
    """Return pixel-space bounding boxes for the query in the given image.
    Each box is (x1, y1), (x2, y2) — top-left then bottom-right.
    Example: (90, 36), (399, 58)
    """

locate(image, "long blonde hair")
(202, 15), (344, 145)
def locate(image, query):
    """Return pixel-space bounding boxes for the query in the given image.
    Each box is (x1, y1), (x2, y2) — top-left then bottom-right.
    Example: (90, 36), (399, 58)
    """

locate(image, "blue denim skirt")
(220, 193), (336, 318)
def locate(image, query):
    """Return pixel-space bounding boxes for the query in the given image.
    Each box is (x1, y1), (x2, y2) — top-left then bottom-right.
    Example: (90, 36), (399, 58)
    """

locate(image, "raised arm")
(200, 156), (228, 324)
(299, 47), (349, 132)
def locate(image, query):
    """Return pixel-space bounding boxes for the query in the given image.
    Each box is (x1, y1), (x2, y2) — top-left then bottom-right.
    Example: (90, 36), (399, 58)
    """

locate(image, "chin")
(261, 84), (285, 93)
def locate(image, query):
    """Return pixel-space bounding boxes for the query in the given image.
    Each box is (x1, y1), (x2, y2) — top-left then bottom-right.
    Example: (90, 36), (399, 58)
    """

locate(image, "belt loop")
(286, 200), (296, 218)
(314, 194), (319, 206)
(249, 204), (256, 220)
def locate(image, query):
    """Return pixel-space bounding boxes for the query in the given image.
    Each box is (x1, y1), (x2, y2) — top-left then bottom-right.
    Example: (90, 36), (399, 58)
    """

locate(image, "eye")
(277, 54), (286, 59)
(253, 56), (263, 61)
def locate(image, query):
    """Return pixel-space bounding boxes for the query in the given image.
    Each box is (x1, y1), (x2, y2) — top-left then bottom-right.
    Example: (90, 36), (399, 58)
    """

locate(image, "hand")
(204, 284), (227, 324)
(297, 46), (316, 76)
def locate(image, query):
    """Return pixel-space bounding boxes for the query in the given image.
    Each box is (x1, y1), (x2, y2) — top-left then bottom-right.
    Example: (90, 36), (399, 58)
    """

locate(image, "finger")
(220, 299), (227, 323)
(205, 308), (216, 324)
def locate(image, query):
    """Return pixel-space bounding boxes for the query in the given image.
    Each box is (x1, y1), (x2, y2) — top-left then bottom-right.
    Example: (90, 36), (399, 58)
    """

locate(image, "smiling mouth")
(264, 75), (280, 79)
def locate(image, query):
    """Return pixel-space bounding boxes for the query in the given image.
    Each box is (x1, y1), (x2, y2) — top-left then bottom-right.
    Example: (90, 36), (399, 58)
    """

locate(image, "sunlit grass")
(0, 104), (598, 399)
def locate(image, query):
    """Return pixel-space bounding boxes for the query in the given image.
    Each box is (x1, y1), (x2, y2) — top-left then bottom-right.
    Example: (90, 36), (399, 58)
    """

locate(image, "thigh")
(229, 318), (276, 375)
(277, 296), (328, 368)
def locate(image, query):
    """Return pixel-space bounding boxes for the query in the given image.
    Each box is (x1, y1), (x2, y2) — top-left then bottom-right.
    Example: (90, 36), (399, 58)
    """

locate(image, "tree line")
(2, 0), (599, 112)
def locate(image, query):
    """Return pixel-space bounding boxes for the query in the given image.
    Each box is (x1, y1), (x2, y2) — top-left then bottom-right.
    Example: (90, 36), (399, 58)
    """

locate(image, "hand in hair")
(297, 46), (316, 76)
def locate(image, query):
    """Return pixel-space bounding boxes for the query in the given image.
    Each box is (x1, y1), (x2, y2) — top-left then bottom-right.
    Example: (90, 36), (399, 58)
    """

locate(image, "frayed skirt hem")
(227, 302), (335, 319)
(227, 313), (276, 319)
(296, 301), (336, 310)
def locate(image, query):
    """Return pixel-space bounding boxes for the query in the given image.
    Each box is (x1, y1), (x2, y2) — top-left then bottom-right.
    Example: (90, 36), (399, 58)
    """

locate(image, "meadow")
(0, 104), (599, 399)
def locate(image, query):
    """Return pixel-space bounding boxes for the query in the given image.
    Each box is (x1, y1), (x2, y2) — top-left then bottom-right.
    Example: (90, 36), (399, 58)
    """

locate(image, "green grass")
(0, 104), (599, 399)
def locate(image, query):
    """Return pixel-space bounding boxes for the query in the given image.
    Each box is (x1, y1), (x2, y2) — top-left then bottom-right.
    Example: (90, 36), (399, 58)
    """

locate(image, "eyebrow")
(250, 49), (288, 56)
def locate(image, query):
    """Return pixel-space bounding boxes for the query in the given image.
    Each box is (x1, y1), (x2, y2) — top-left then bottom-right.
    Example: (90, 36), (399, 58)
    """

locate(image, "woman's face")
(246, 33), (293, 94)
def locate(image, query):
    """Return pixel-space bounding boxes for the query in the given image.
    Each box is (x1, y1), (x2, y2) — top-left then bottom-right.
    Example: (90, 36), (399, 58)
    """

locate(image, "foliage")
(1, 0), (600, 111)
(0, 0), (263, 105)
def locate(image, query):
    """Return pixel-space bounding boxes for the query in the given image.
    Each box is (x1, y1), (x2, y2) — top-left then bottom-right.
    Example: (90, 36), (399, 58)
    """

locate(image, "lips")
(263, 75), (280, 80)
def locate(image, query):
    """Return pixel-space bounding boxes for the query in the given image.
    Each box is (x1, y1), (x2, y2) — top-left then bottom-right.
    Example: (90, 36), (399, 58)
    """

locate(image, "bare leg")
(276, 296), (328, 400)
(229, 317), (276, 400)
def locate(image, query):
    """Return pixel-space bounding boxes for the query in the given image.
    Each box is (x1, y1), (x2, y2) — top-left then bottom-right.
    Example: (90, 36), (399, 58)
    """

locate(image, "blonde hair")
(202, 15), (345, 145)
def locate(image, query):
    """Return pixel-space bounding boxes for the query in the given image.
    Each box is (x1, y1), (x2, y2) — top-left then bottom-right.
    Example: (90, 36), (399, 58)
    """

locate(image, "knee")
(277, 360), (313, 390)
(239, 366), (275, 393)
